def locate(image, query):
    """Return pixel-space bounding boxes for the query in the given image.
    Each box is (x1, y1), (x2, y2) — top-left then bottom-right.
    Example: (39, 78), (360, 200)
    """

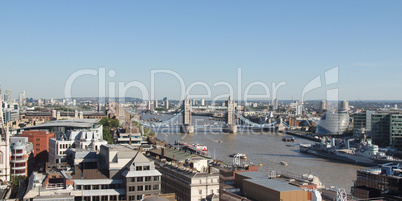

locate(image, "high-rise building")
(19, 90), (25, 106)
(154, 100), (158, 109)
(353, 110), (374, 136)
(370, 112), (402, 149)
(4, 90), (11, 103)
(273, 98), (279, 111)
(320, 100), (327, 113)
(37, 99), (43, 106)
(341, 100), (349, 110)
(147, 100), (151, 110)
(163, 97), (169, 109)
(296, 103), (303, 116)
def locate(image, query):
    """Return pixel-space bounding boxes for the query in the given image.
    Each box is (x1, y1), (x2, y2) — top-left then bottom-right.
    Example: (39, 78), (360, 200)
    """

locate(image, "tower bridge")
(131, 97), (279, 133)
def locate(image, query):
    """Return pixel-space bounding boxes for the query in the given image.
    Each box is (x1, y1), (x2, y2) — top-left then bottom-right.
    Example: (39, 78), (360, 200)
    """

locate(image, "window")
(129, 177), (135, 182)
(129, 186), (135, 191)
(153, 185), (159, 190)
(101, 196), (108, 201)
(92, 185), (99, 190)
(136, 166), (142, 171)
(128, 196), (135, 201)
(211, 189), (214, 194)
(101, 185), (108, 189)
(137, 177), (143, 182)
(143, 166), (150, 170)
(84, 185), (91, 190)
(137, 186), (143, 191)
(137, 195), (142, 200)
(76, 185), (82, 190)
(145, 185), (151, 191)
(211, 179), (213, 183)
(199, 190), (202, 195)
(145, 176), (151, 181)
(154, 176), (159, 181)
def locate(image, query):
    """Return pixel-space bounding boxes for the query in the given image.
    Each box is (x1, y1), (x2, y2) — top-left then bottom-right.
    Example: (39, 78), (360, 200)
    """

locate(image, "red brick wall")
(22, 130), (55, 162)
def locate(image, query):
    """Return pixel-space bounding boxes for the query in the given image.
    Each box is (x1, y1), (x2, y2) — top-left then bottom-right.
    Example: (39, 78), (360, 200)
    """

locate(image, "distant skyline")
(1, 1), (402, 100)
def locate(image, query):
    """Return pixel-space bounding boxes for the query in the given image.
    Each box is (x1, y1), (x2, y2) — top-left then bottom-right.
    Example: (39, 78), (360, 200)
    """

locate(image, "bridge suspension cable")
(235, 111), (276, 127)
(135, 110), (184, 127)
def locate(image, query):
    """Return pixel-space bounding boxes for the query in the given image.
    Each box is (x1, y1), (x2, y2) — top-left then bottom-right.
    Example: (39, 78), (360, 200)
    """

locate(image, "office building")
(352, 164), (402, 200)
(10, 137), (33, 177)
(4, 90), (12, 103)
(21, 130), (55, 165)
(24, 145), (162, 201)
(116, 126), (142, 145)
(316, 110), (349, 135)
(232, 172), (310, 201)
(19, 90), (25, 106)
(147, 100), (151, 110)
(163, 97), (169, 109)
(147, 147), (219, 201)
(353, 110), (374, 136)
(273, 98), (279, 111)
(154, 100), (159, 109)
(340, 100), (349, 111)
(320, 100), (327, 113)
(370, 112), (402, 149)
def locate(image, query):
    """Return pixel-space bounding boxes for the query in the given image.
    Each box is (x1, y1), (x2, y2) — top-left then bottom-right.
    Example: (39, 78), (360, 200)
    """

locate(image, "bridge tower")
(180, 97), (194, 133)
(223, 96), (237, 133)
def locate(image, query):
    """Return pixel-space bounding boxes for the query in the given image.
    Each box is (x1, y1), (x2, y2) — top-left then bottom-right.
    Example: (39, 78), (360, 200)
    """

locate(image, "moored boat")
(229, 153), (247, 159)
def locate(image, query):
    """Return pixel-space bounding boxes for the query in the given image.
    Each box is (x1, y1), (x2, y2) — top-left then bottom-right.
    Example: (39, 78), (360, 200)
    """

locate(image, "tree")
(103, 126), (113, 144)
(98, 117), (120, 144)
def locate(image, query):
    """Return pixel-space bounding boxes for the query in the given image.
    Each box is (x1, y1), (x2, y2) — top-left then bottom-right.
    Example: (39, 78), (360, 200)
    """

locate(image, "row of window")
(128, 176), (159, 183)
(11, 162), (26, 167)
(59, 144), (70, 149)
(11, 155), (25, 160)
(128, 195), (144, 201)
(198, 178), (216, 184)
(12, 169), (26, 174)
(199, 189), (214, 195)
(128, 184), (159, 191)
(76, 184), (122, 190)
(135, 166), (150, 171)
(12, 149), (23, 154)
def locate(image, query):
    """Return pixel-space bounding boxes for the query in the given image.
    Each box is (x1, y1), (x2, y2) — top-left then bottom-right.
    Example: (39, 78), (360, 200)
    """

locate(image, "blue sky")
(1, 1), (402, 100)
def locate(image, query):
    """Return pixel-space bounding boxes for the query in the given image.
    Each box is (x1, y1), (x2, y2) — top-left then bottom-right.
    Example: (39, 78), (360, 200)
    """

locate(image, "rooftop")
(236, 171), (268, 179)
(24, 119), (100, 129)
(148, 147), (211, 162)
(245, 178), (303, 192)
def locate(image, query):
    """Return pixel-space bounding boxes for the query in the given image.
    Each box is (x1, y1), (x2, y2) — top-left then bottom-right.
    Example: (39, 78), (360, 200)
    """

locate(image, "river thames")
(144, 114), (367, 193)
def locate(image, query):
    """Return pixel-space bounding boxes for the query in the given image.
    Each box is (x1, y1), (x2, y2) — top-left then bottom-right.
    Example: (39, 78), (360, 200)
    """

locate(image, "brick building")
(21, 130), (55, 165)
